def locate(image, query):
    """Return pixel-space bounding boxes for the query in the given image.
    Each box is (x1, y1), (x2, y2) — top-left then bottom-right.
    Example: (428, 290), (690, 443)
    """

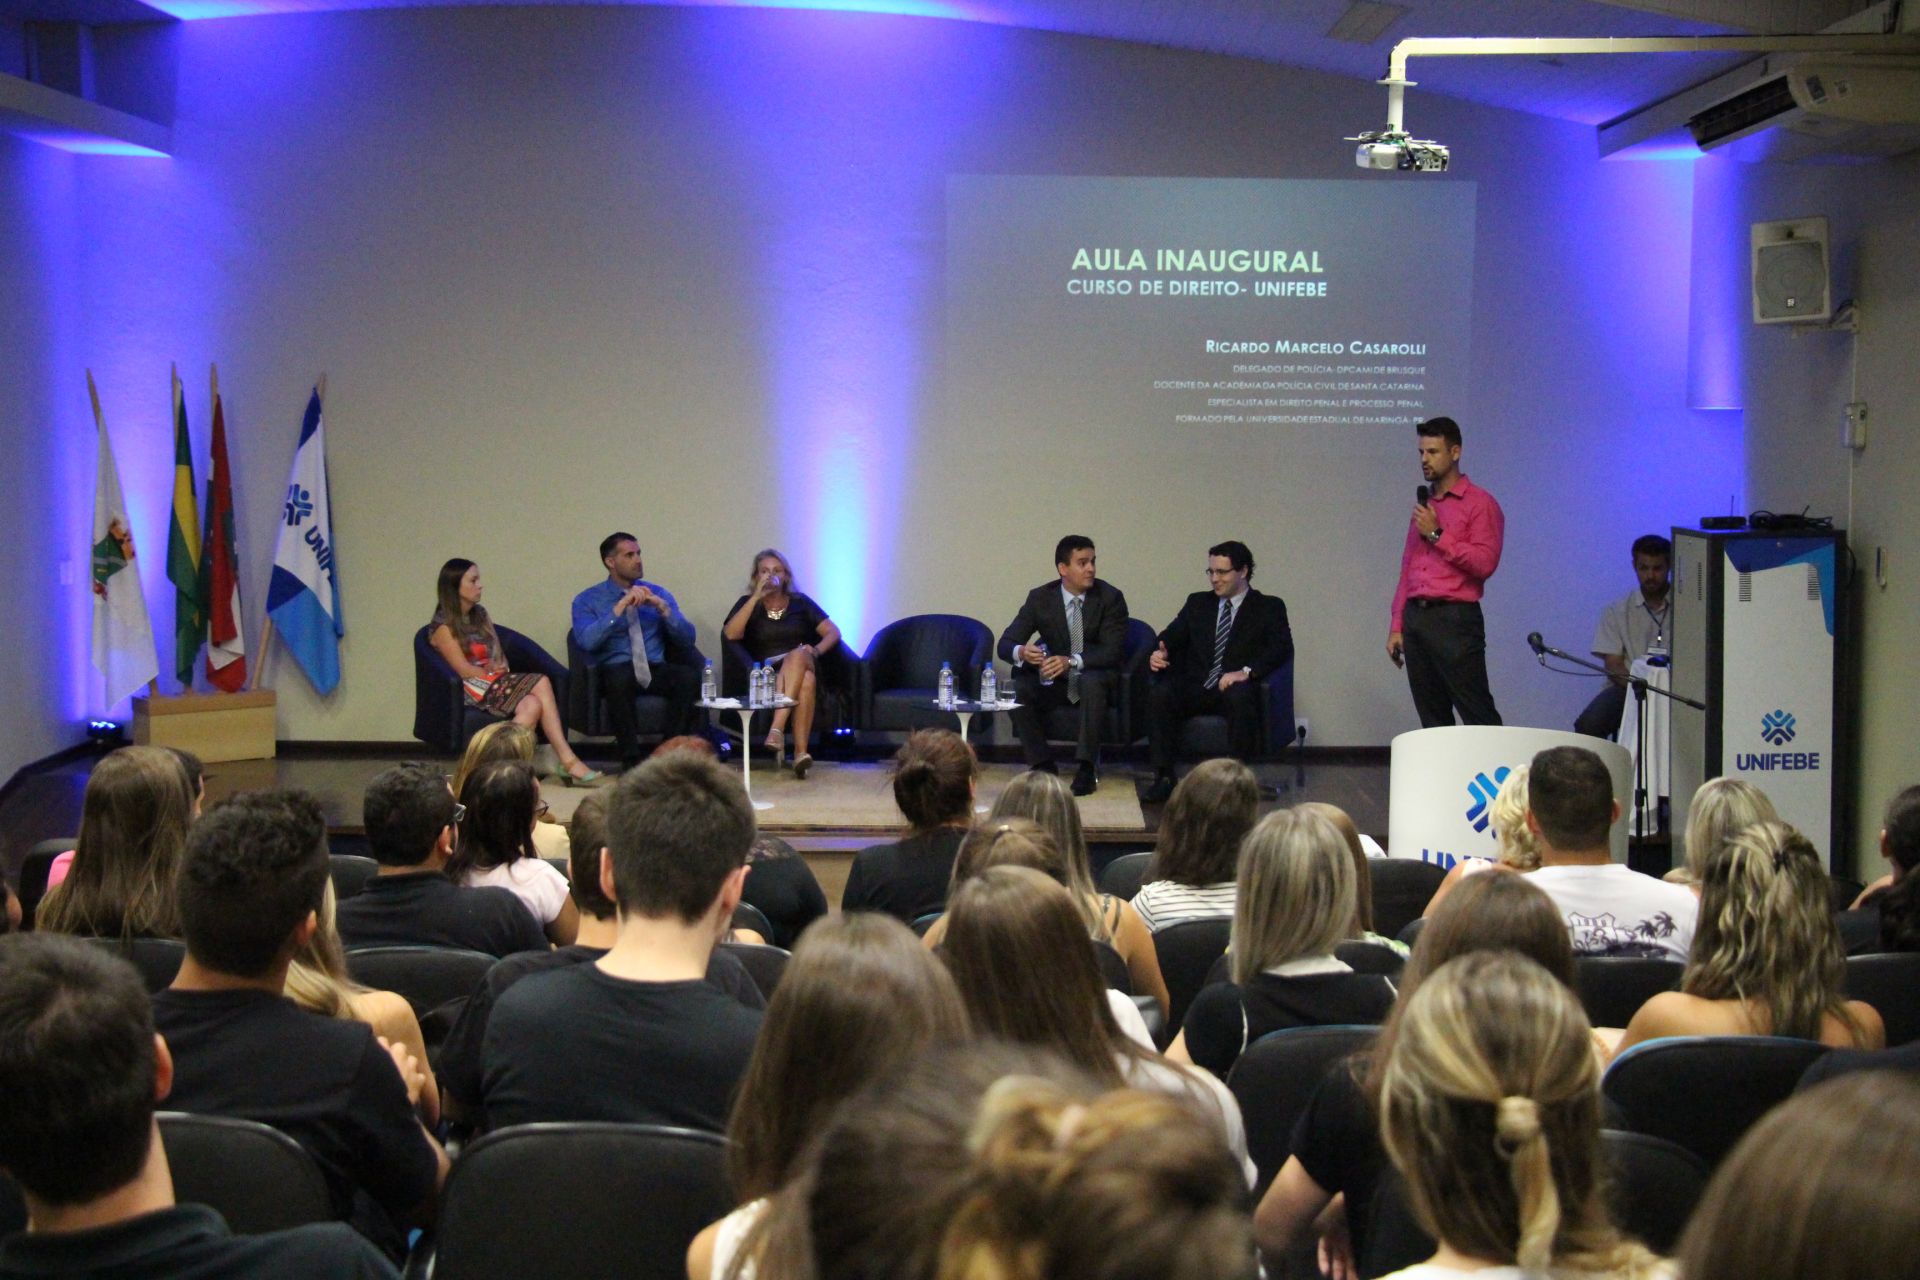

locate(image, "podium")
(1386, 726), (1633, 866)
(1670, 528), (1848, 868)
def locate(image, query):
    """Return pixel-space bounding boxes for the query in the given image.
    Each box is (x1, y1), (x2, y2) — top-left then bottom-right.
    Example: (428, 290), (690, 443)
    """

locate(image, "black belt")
(1407, 597), (1478, 610)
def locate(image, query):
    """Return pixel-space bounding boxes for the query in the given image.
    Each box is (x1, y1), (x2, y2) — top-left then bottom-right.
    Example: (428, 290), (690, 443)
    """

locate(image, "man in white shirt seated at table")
(1525, 745), (1697, 962)
(1575, 534), (1671, 740)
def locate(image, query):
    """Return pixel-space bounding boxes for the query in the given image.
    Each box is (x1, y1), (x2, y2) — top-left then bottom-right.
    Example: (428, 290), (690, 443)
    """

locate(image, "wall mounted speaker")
(1751, 216), (1831, 325)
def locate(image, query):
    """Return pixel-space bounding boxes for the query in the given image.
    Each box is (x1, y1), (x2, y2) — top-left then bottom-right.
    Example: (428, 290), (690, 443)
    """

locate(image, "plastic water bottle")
(938, 662), (955, 710)
(980, 663), (997, 708)
(750, 663), (765, 707)
(700, 661), (717, 704)
(1036, 642), (1053, 687)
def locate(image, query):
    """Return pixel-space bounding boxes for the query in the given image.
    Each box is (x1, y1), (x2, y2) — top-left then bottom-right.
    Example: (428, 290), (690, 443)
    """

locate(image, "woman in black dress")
(723, 548), (841, 778)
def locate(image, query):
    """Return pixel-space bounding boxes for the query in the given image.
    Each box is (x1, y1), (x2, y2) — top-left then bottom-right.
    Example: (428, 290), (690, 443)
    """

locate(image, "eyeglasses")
(535, 800), (550, 819)
(1204, 568), (1237, 578)
(448, 803), (468, 827)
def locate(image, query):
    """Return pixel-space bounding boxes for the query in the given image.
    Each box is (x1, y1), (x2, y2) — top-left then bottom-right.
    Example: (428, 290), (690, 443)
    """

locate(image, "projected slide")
(946, 177), (1476, 433)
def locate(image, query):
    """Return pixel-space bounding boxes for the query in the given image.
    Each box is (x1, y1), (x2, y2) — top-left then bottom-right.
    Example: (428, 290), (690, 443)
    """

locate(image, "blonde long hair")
(1230, 807), (1354, 984)
(985, 770), (1104, 941)
(1685, 820), (1866, 1045)
(452, 720), (537, 802)
(284, 879), (369, 1021)
(1681, 777), (1777, 884)
(1379, 951), (1659, 1277)
(1490, 766), (1541, 870)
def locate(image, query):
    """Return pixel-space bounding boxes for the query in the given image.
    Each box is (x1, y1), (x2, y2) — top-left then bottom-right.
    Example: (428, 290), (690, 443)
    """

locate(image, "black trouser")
(1401, 600), (1501, 728)
(598, 660), (701, 764)
(1575, 680), (1627, 739)
(1148, 677), (1262, 769)
(1009, 668), (1112, 767)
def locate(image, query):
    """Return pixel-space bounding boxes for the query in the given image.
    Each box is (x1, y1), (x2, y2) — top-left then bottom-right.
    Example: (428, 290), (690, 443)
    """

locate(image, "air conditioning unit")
(1687, 61), (1920, 159)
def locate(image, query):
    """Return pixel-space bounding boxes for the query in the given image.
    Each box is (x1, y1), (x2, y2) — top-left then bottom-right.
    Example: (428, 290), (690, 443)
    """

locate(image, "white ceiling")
(0, 0), (1885, 125)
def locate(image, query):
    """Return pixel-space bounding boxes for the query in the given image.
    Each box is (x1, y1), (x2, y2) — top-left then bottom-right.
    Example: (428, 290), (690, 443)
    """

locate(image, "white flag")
(266, 388), (343, 695)
(88, 372), (159, 707)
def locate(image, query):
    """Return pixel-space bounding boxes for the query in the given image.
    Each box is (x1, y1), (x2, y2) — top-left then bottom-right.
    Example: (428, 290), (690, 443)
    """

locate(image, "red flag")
(200, 374), (248, 692)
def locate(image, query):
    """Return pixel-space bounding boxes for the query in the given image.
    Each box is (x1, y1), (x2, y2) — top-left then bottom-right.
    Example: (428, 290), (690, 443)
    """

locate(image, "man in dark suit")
(997, 535), (1130, 796)
(1143, 540), (1293, 803)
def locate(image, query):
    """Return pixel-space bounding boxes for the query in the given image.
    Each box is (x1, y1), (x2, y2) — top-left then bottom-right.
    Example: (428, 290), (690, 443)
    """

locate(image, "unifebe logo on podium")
(1387, 726), (1634, 866)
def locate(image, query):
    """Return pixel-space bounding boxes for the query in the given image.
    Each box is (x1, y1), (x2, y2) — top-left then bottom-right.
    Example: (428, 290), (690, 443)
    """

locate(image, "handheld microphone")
(1526, 631), (1545, 655)
(1416, 484), (1430, 507)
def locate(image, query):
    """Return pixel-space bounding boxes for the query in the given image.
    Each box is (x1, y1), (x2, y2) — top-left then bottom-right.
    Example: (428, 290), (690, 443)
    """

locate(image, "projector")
(1350, 132), (1450, 172)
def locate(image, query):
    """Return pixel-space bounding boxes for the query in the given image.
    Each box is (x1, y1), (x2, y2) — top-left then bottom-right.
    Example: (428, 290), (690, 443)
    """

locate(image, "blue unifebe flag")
(266, 387), (344, 694)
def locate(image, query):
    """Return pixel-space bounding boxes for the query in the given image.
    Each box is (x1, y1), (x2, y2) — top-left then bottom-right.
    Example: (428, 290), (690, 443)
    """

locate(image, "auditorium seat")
(430, 1122), (729, 1280)
(563, 628), (706, 749)
(1130, 646), (1296, 760)
(84, 936), (185, 992)
(721, 635), (860, 752)
(344, 946), (494, 1022)
(1096, 851), (1153, 900)
(1574, 956), (1684, 1030)
(718, 941), (790, 1002)
(1368, 859), (1447, 941)
(729, 900), (776, 944)
(1154, 918), (1232, 1037)
(1843, 951), (1920, 1047)
(16, 838), (73, 928)
(414, 624), (569, 753)
(1602, 1035), (1831, 1169)
(158, 1112), (333, 1235)
(857, 614), (993, 733)
(328, 853), (379, 902)
(1226, 1025), (1378, 1197)
(1093, 940), (1133, 994)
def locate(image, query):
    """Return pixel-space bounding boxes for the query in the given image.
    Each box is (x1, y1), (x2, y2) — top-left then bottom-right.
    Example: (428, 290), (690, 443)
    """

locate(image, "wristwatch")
(1425, 527), (1442, 543)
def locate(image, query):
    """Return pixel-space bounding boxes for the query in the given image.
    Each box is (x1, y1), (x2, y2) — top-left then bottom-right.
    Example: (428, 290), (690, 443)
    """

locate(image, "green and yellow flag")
(167, 364), (205, 686)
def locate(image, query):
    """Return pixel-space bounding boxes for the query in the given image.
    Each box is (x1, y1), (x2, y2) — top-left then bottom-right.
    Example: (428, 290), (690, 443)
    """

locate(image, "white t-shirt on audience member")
(464, 857), (571, 927)
(1529, 863), (1697, 962)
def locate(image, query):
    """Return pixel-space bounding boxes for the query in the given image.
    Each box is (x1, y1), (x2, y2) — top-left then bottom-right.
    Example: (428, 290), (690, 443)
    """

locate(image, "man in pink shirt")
(1387, 417), (1504, 727)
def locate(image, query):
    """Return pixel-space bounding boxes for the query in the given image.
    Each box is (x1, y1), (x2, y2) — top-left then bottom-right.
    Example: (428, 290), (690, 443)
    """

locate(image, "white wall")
(18, 5), (1750, 756)
(1722, 152), (1920, 875)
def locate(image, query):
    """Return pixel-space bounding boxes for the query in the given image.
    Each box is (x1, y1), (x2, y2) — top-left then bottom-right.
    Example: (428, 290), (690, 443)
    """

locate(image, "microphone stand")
(1531, 638), (1707, 839)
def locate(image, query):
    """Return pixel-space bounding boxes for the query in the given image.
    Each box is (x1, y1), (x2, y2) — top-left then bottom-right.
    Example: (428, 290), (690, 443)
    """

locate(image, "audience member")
(1372, 952), (1663, 1280)
(1300, 800), (1408, 954)
(0, 933), (399, 1279)
(978, 768), (1171, 1015)
(152, 793), (448, 1256)
(685, 914), (969, 1280)
(1679, 1070), (1920, 1280)
(448, 760), (578, 946)
(1133, 758), (1258, 932)
(840, 729), (976, 924)
(338, 762), (547, 957)
(1844, 783), (1920, 953)
(451, 721), (570, 862)
(1255, 873), (1587, 1277)
(1172, 807), (1397, 1078)
(437, 786), (763, 1126)
(478, 751), (764, 1131)
(1614, 821), (1883, 1056)
(942, 865), (1253, 1179)
(748, 1044), (1256, 1280)
(652, 734), (829, 946)
(1423, 764), (1536, 917)
(285, 875), (440, 1129)
(1525, 746), (1696, 960)
(35, 745), (195, 940)
(1669, 776), (1777, 890)
(45, 746), (205, 894)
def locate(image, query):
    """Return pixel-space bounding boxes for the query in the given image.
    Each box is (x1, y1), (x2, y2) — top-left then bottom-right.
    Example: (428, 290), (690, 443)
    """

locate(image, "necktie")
(626, 604), (653, 690)
(1204, 598), (1232, 689)
(1067, 595), (1084, 705)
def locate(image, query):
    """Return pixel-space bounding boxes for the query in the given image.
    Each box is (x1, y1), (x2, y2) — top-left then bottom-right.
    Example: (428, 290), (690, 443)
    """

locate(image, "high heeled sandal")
(764, 729), (785, 757)
(792, 753), (813, 780)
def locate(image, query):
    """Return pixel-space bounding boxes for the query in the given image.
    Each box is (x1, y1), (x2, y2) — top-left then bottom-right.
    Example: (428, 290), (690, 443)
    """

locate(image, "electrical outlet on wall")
(1294, 717), (1309, 744)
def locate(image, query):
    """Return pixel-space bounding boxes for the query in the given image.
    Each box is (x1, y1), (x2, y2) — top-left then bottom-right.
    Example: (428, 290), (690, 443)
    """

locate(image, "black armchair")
(1128, 647), (1298, 760)
(565, 628), (707, 744)
(858, 614), (994, 733)
(413, 624), (568, 754)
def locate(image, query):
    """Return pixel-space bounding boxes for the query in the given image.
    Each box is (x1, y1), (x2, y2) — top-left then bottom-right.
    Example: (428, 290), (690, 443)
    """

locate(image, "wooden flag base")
(133, 690), (277, 762)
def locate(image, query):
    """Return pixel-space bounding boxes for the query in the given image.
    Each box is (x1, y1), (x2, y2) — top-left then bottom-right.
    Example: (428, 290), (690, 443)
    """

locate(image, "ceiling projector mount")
(1349, 31), (1920, 171)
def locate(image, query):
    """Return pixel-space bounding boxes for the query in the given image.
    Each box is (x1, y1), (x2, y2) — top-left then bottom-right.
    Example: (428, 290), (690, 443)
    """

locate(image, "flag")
(166, 365), (204, 686)
(200, 368), (247, 692)
(266, 388), (343, 695)
(88, 371), (159, 706)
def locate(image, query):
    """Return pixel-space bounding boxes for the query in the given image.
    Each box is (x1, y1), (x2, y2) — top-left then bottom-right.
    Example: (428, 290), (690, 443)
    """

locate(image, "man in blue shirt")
(571, 532), (703, 771)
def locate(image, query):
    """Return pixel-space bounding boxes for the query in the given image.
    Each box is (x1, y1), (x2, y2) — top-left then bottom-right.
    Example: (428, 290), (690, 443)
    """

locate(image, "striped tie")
(1067, 595), (1084, 704)
(1204, 597), (1232, 689)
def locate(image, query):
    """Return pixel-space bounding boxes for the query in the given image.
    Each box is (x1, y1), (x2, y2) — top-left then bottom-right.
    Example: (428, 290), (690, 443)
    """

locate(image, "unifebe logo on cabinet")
(1739, 708), (1819, 772)
(1760, 709), (1796, 746)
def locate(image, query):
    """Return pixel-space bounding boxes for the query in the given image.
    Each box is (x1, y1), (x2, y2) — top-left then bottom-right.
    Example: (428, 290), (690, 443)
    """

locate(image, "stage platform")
(0, 746), (1394, 907)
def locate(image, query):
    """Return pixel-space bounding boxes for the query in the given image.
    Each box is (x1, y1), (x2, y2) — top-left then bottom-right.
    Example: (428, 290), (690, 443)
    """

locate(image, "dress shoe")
(1142, 772), (1175, 805)
(1071, 763), (1098, 797)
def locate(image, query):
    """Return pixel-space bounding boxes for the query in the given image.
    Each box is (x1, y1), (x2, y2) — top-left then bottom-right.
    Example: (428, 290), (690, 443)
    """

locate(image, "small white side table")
(699, 696), (796, 812)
